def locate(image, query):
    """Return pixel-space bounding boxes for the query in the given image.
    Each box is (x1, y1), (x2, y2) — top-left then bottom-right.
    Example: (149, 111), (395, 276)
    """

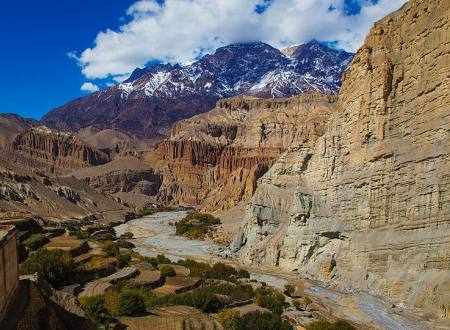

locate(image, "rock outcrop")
(235, 0), (450, 318)
(1, 126), (110, 174)
(147, 93), (336, 210)
(71, 156), (162, 208)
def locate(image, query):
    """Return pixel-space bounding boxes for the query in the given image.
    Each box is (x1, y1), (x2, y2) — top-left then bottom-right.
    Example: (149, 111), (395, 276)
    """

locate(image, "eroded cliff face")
(1, 126), (110, 174)
(236, 0), (450, 317)
(146, 93), (336, 210)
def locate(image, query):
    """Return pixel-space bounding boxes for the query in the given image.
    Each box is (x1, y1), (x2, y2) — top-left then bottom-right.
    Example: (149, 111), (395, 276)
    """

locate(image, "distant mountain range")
(42, 40), (353, 138)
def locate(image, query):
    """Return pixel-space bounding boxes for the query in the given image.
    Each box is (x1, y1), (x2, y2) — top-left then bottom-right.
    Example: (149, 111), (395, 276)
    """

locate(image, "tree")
(160, 265), (176, 277)
(117, 291), (146, 316)
(20, 249), (75, 287)
(80, 295), (108, 323)
(217, 309), (240, 330)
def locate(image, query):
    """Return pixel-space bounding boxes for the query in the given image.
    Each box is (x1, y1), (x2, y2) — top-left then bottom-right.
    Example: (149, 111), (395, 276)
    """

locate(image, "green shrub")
(237, 269), (250, 279)
(69, 230), (90, 240)
(80, 295), (109, 323)
(23, 234), (49, 250)
(217, 309), (240, 330)
(254, 287), (286, 314)
(117, 290), (146, 316)
(145, 254), (172, 267)
(102, 241), (119, 257)
(175, 211), (220, 239)
(306, 320), (355, 330)
(177, 259), (247, 282)
(20, 249), (75, 287)
(237, 311), (292, 330)
(160, 265), (176, 277)
(116, 253), (131, 268)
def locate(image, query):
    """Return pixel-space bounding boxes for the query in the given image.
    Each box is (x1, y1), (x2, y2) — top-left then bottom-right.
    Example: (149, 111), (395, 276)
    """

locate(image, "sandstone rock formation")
(1, 126), (110, 174)
(146, 93), (336, 210)
(235, 0), (449, 317)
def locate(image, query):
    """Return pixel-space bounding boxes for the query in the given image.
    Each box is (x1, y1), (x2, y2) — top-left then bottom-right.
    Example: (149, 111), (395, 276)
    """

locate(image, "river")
(114, 210), (450, 330)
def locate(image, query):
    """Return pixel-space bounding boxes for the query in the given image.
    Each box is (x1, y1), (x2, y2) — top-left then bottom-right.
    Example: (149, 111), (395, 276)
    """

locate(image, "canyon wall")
(1, 126), (110, 175)
(146, 93), (336, 210)
(235, 0), (449, 317)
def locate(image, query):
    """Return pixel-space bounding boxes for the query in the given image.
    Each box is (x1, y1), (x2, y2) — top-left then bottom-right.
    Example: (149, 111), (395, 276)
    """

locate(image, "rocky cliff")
(235, 0), (449, 318)
(1, 126), (110, 174)
(147, 93), (336, 210)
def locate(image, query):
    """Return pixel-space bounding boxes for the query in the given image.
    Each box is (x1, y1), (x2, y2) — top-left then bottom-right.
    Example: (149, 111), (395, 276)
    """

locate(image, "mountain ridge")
(41, 40), (353, 139)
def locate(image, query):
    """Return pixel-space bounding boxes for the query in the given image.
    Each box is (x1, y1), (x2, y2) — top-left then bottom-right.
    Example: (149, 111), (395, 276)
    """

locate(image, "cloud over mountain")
(73, 0), (406, 80)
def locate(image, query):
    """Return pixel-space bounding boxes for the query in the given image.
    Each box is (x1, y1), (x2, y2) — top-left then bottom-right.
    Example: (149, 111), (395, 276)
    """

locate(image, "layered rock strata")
(1, 126), (110, 174)
(146, 93), (336, 210)
(71, 156), (162, 208)
(236, 0), (450, 317)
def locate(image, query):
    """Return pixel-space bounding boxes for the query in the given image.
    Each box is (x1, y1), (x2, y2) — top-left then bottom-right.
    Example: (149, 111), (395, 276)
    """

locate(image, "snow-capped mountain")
(42, 40), (353, 138)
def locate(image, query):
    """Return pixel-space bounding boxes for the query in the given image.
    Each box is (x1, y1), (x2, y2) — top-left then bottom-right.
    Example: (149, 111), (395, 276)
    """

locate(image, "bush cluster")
(306, 320), (355, 330)
(254, 287), (286, 314)
(160, 265), (176, 277)
(177, 259), (249, 281)
(217, 310), (293, 330)
(175, 211), (220, 239)
(20, 249), (75, 287)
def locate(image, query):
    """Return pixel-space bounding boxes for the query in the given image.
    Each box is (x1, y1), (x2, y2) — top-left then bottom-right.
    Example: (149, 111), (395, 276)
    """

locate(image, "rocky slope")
(234, 0), (449, 318)
(0, 126), (110, 175)
(0, 114), (39, 146)
(42, 41), (352, 138)
(0, 158), (130, 223)
(146, 93), (337, 210)
(71, 156), (161, 208)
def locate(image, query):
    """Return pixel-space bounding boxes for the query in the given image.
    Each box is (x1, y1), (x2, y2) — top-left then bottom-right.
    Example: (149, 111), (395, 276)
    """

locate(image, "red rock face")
(146, 93), (337, 210)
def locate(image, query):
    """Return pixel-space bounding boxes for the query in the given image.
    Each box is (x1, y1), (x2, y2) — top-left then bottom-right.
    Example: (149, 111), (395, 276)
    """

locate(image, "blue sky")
(0, 0), (405, 120)
(0, 0), (136, 119)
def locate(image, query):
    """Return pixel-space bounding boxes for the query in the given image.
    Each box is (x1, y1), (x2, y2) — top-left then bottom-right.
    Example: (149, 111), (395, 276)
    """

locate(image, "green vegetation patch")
(175, 211), (220, 239)
(306, 320), (355, 330)
(23, 234), (49, 250)
(20, 248), (76, 287)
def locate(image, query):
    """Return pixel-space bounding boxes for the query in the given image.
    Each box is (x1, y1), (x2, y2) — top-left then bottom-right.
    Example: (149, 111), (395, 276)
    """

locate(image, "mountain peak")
(43, 40), (353, 138)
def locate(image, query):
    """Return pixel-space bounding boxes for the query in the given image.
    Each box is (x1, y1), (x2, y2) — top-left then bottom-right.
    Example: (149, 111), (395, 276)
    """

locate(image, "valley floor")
(114, 210), (450, 330)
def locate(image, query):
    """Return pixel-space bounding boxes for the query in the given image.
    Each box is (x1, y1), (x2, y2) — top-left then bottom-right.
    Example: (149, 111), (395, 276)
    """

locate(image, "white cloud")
(75, 0), (407, 80)
(80, 82), (100, 93)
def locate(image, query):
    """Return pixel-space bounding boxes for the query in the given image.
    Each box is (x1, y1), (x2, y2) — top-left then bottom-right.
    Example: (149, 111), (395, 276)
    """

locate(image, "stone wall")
(0, 225), (18, 316)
